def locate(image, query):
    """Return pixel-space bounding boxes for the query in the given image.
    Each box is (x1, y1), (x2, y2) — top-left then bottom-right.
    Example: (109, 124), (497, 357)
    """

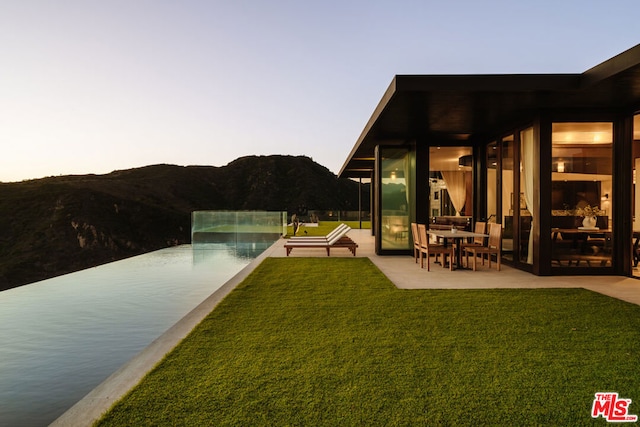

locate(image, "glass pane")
(551, 122), (613, 268)
(429, 146), (473, 234)
(380, 148), (410, 249)
(501, 135), (515, 261)
(486, 142), (498, 221)
(191, 211), (285, 252)
(520, 128), (534, 264)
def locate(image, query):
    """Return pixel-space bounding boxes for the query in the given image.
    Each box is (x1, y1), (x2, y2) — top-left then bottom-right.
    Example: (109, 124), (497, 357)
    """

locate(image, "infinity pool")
(0, 243), (265, 426)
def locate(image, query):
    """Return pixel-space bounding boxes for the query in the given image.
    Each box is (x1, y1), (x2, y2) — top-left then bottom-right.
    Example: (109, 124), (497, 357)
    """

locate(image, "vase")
(582, 216), (597, 228)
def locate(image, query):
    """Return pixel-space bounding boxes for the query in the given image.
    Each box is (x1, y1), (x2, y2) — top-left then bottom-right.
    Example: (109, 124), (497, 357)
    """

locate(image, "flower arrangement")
(574, 204), (603, 217)
(552, 204), (604, 217)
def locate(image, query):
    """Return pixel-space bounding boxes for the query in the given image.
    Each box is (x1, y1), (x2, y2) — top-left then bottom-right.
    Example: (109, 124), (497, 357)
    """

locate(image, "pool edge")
(50, 239), (282, 427)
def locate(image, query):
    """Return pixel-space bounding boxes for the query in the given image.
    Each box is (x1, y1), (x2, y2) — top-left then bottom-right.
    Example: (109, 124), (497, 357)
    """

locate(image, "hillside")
(0, 155), (369, 291)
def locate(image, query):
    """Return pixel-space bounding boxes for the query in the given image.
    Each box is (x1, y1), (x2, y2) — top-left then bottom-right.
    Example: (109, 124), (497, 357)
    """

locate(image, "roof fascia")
(582, 44), (640, 87)
(338, 77), (398, 177)
(394, 73), (580, 92)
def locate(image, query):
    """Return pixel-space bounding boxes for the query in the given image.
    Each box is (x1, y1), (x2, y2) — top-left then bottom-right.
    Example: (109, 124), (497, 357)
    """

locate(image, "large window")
(551, 122), (613, 268)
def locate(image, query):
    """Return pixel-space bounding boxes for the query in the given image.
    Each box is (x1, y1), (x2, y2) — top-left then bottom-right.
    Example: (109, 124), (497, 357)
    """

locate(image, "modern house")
(339, 44), (640, 277)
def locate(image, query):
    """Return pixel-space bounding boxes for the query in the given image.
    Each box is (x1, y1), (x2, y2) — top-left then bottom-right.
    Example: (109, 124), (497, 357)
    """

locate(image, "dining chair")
(418, 224), (454, 271)
(456, 221), (487, 254)
(463, 222), (502, 271)
(411, 222), (421, 264)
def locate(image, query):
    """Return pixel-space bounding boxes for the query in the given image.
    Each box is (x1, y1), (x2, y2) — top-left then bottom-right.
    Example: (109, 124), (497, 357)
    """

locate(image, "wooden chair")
(411, 222), (421, 263)
(418, 224), (454, 271)
(463, 222), (502, 271)
(456, 221), (487, 265)
(457, 221), (486, 248)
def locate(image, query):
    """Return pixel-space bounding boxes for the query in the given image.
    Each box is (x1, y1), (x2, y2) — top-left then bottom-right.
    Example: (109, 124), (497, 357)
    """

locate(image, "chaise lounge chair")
(284, 225), (358, 256)
(288, 223), (349, 241)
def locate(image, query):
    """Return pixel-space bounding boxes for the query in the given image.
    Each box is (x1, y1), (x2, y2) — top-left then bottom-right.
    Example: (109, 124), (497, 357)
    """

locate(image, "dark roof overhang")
(339, 44), (640, 178)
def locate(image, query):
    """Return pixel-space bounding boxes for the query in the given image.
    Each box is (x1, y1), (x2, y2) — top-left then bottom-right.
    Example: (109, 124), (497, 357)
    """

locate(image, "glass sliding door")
(379, 147), (411, 250)
(550, 122), (613, 268)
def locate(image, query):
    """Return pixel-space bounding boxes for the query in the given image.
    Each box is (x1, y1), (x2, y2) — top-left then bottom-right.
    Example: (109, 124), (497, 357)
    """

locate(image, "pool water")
(0, 243), (264, 426)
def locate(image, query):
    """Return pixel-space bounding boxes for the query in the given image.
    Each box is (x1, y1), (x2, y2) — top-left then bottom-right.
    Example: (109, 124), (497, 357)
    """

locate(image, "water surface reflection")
(0, 244), (263, 426)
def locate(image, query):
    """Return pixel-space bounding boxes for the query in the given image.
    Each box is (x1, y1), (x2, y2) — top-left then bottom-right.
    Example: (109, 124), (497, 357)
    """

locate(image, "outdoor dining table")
(427, 229), (489, 270)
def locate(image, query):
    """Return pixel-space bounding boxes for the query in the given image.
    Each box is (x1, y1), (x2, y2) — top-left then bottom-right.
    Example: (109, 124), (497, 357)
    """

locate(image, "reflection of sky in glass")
(0, 245), (259, 426)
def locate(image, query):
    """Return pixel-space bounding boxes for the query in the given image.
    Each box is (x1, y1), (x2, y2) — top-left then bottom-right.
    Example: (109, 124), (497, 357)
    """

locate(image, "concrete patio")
(273, 228), (640, 307)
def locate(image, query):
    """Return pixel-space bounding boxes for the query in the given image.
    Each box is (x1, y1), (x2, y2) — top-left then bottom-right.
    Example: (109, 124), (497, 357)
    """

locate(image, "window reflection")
(380, 148), (410, 249)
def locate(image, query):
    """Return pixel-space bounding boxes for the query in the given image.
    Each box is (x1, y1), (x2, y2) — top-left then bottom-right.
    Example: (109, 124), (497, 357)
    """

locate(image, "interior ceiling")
(429, 146), (473, 171)
(339, 45), (640, 178)
(552, 122), (614, 145)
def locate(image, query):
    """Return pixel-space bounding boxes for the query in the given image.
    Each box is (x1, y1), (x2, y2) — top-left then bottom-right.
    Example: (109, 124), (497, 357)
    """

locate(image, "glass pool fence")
(191, 211), (287, 249)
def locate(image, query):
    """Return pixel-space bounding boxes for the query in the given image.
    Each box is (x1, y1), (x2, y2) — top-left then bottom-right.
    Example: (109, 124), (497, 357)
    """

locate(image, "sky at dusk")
(1, 1), (639, 182)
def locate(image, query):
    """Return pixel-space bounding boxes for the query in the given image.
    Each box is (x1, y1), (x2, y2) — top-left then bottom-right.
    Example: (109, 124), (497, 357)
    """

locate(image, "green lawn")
(96, 258), (640, 426)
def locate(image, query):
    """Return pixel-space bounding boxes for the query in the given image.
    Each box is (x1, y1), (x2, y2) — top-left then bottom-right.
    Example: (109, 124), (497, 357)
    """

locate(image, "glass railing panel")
(191, 211), (286, 251)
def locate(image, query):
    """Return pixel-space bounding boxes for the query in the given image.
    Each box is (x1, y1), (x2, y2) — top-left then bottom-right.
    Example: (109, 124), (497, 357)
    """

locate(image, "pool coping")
(50, 240), (282, 427)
